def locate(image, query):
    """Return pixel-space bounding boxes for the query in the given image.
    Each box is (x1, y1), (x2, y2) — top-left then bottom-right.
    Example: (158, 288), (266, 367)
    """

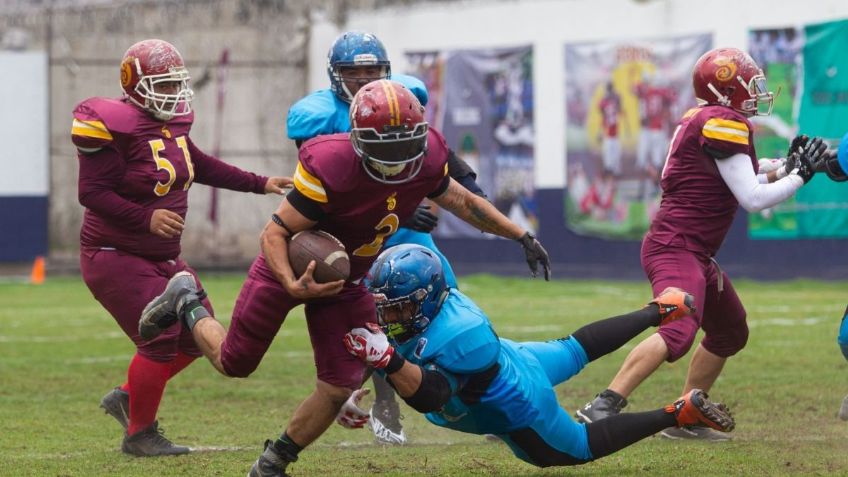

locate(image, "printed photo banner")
(406, 46), (537, 238)
(749, 20), (848, 239)
(564, 34), (711, 240)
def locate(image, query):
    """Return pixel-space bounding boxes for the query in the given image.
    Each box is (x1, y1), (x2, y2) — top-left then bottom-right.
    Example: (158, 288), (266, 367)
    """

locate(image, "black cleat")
(121, 421), (190, 457)
(575, 389), (628, 423)
(138, 271), (199, 341)
(100, 387), (129, 430)
(248, 440), (292, 477)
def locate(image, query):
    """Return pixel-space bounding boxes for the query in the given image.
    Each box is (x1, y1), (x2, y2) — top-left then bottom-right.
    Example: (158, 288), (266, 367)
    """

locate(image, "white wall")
(310, 0), (848, 188)
(0, 51), (47, 196)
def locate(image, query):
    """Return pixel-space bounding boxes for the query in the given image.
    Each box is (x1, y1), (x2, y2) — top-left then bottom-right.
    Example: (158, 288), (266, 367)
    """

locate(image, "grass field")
(3, 274), (848, 476)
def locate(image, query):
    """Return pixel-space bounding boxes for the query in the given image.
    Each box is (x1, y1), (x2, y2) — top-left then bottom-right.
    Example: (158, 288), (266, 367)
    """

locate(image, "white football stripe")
(324, 250), (349, 265)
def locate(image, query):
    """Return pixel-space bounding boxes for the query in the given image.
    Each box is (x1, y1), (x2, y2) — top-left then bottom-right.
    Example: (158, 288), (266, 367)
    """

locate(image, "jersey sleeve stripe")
(702, 118), (749, 145)
(71, 118), (113, 141)
(293, 162), (328, 203)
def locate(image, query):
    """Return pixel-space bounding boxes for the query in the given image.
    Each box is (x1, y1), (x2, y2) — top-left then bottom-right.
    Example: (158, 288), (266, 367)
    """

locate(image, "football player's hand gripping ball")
(344, 323), (395, 368)
(336, 388), (371, 429)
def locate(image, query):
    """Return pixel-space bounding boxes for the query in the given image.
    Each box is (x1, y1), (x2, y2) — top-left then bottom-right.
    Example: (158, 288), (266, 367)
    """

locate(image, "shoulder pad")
(71, 97), (137, 153)
(421, 291), (500, 373)
(293, 134), (358, 202)
(697, 106), (751, 156)
(286, 89), (348, 140)
(392, 74), (429, 107)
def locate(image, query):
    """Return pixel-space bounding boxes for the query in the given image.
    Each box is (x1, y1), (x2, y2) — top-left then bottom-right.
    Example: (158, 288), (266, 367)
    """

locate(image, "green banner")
(749, 20), (848, 239)
(797, 19), (848, 238)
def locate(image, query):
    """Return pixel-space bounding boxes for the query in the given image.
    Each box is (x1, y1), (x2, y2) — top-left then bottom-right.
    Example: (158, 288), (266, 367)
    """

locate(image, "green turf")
(2, 275), (848, 476)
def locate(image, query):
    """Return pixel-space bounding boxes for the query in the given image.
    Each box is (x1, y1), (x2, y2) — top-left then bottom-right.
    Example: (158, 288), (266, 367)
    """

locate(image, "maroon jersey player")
(138, 79), (550, 477)
(576, 47), (829, 440)
(73, 39), (290, 457)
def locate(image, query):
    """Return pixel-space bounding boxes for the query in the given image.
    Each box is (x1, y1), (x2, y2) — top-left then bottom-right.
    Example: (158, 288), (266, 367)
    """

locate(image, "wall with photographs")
(307, 0), (848, 278)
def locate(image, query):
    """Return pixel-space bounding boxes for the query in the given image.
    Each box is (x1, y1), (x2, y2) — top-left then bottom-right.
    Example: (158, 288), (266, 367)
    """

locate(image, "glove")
(787, 134), (809, 161)
(402, 205), (439, 233)
(821, 149), (848, 182)
(789, 137), (829, 184)
(344, 323), (395, 368)
(336, 388), (371, 429)
(517, 231), (551, 281)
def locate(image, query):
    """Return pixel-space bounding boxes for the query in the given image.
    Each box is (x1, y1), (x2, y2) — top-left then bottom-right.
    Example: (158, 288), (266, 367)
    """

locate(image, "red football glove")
(344, 322), (395, 369)
(336, 388), (371, 429)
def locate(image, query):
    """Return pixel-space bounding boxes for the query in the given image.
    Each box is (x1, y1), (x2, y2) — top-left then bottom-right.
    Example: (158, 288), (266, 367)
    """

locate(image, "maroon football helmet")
(692, 47), (773, 116)
(350, 80), (429, 184)
(120, 39), (193, 121)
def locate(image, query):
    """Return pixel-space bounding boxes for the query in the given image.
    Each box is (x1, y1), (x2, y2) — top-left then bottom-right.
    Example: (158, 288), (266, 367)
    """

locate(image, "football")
(288, 230), (350, 283)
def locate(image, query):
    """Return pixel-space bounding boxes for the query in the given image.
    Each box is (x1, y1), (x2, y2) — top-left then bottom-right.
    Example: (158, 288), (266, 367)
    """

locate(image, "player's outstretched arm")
(260, 198), (344, 299)
(432, 179), (551, 280)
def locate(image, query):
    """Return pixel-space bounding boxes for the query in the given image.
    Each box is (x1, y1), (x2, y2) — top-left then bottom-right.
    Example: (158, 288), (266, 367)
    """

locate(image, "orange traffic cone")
(30, 256), (45, 285)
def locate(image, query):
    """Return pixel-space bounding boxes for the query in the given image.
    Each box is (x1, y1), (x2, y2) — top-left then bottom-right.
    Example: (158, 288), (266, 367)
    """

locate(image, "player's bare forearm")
(433, 179), (524, 239)
(387, 360), (423, 398)
(260, 199), (316, 290)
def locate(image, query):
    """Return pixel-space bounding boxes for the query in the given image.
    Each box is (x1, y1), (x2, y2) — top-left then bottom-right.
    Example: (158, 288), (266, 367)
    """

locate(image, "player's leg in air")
(838, 304), (848, 420)
(84, 257), (209, 456)
(500, 288), (734, 467)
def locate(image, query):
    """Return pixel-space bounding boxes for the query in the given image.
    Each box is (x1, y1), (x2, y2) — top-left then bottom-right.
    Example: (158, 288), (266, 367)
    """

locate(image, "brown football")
(288, 230), (350, 283)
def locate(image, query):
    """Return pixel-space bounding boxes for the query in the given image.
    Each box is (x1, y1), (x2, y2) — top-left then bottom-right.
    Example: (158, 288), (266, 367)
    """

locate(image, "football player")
(343, 244), (734, 467)
(575, 47), (830, 440)
(73, 39), (290, 456)
(286, 30), (487, 444)
(137, 80), (550, 477)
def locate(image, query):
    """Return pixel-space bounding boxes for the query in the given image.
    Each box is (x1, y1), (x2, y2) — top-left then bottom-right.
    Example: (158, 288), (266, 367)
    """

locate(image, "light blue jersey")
(286, 74), (429, 141)
(286, 73), (456, 286)
(390, 289), (595, 464)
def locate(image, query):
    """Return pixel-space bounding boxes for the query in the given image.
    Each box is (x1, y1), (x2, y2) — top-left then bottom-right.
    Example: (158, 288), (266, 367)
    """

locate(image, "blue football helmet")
(366, 244), (449, 344)
(327, 31), (391, 103)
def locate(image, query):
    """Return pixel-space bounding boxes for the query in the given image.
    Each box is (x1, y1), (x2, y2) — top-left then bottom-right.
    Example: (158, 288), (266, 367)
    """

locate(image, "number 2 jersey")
(290, 128), (450, 282)
(72, 97), (269, 261)
(648, 105), (757, 256)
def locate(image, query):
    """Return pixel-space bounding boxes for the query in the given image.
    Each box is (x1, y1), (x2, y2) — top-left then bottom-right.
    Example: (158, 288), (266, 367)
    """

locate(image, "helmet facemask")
(373, 290), (430, 345)
(130, 61), (194, 121)
(352, 122), (429, 184)
(331, 63), (390, 103)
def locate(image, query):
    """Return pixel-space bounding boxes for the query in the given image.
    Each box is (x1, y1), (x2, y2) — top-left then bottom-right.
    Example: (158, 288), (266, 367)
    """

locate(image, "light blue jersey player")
(343, 244), (736, 467)
(286, 30), (487, 444)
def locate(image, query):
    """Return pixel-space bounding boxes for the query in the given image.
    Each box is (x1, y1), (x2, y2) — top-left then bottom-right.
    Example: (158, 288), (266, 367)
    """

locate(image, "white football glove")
(344, 323), (395, 369)
(336, 388), (371, 429)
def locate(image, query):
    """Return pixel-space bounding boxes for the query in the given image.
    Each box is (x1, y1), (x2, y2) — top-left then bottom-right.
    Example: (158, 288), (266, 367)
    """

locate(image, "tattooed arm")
(431, 178), (524, 239)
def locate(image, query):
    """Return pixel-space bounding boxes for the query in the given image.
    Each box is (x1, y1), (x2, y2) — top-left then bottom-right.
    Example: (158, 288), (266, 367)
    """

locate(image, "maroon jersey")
(647, 105), (756, 256)
(599, 94), (621, 137)
(73, 97), (268, 261)
(292, 129), (450, 281)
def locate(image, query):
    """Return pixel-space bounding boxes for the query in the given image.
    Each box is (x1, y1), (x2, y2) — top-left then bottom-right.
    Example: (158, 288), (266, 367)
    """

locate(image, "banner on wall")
(563, 34), (711, 240)
(749, 20), (848, 239)
(406, 46), (537, 238)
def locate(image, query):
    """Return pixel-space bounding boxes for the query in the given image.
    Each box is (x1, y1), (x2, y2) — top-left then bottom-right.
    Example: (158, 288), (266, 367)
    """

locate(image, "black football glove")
(402, 205), (439, 233)
(821, 149), (848, 182)
(517, 231), (551, 281)
(787, 134), (809, 161)
(788, 136), (828, 184)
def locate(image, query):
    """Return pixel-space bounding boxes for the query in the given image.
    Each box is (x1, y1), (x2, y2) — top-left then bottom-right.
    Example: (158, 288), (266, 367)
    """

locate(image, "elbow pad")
(403, 368), (452, 413)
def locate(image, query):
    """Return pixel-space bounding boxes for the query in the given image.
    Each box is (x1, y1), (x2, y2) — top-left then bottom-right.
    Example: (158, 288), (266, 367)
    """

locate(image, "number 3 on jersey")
(149, 135), (195, 196)
(353, 214), (400, 257)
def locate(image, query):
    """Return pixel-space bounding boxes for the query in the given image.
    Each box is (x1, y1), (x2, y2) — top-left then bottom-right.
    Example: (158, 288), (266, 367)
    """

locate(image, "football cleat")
(370, 400), (407, 445)
(121, 421), (190, 457)
(248, 440), (292, 477)
(575, 389), (627, 423)
(100, 387), (129, 430)
(666, 389), (734, 432)
(651, 287), (696, 326)
(660, 425), (733, 441)
(138, 271), (199, 341)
